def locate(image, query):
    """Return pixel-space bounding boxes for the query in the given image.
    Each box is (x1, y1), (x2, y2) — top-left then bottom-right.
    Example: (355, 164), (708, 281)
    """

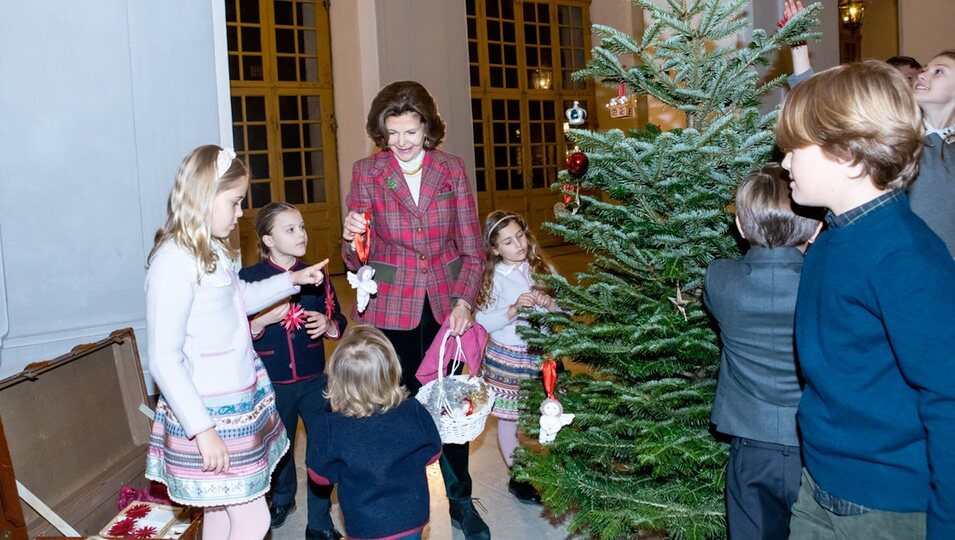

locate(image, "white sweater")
(145, 242), (298, 437)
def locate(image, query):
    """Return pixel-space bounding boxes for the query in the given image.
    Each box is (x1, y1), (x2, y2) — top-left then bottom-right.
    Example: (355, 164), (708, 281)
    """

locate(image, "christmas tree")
(514, 1), (819, 539)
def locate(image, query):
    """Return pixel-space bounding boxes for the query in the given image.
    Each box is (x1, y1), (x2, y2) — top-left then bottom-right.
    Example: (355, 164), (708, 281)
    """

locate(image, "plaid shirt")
(341, 149), (483, 330)
(826, 189), (905, 228)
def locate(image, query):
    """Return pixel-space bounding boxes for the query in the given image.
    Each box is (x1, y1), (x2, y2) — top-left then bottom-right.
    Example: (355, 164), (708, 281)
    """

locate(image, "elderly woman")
(340, 81), (489, 539)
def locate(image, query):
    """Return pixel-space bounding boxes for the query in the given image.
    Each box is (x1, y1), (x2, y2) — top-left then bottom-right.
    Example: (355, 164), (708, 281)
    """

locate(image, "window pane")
(239, 0), (259, 23)
(306, 150), (324, 175)
(307, 123), (323, 149)
(307, 177), (327, 203)
(243, 55), (264, 80)
(281, 124), (301, 148)
(251, 181), (271, 208)
(277, 57), (296, 81)
(274, 2), (294, 25)
(233, 126), (246, 151)
(283, 151), (303, 177)
(246, 96), (266, 121)
(227, 27), (238, 52)
(300, 58), (319, 82)
(228, 55), (240, 81)
(285, 180), (304, 204)
(279, 96), (299, 120)
(248, 125), (268, 150)
(249, 154), (270, 179)
(241, 27), (261, 52)
(275, 29), (295, 53)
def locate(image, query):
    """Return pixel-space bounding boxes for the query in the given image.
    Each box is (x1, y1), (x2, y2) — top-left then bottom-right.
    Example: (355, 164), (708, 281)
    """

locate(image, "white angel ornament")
(538, 397), (575, 445)
(347, 264), (378, 313)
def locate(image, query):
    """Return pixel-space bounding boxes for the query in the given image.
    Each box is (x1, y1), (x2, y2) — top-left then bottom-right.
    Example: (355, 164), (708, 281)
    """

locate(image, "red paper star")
(133, 525), (158, 538)
(281, 302), (307, 332)
(125, 503), (152, 520)
(108, 517), (138, 537)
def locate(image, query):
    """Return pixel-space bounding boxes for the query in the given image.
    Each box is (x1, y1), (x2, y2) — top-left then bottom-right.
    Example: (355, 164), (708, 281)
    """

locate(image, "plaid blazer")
(341, 149), (484, 330)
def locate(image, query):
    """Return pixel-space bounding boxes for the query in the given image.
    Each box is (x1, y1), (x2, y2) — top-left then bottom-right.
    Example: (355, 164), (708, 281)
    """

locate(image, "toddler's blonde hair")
(325, 325), (408, 418)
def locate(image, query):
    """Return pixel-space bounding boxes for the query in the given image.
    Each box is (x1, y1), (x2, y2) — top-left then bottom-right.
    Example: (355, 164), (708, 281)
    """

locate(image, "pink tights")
(202, 496), (270, 540)
(497, 418), (520, 467)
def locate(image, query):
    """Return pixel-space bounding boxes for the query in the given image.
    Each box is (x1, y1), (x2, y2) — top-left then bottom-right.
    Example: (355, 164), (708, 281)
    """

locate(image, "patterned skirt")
(479, 340), (542, 421)
(145, 357), (289, 507)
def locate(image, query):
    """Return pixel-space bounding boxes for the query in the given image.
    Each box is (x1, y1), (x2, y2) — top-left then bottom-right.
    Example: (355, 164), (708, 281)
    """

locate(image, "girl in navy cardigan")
(239, 202), (347, 539)
(308, 325), (442, 540)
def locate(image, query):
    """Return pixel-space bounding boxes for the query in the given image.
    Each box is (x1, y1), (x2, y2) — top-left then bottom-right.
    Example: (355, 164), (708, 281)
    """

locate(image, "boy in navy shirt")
(777, 61), (955, 540)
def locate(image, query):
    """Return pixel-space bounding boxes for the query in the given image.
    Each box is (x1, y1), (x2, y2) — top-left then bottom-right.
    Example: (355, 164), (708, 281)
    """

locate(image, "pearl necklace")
(401, 162), (424, 176)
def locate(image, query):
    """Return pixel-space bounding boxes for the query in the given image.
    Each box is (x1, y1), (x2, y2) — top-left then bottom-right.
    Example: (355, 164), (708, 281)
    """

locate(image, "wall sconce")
(838, 0), (866, 33)
(531, 68), (553, 90)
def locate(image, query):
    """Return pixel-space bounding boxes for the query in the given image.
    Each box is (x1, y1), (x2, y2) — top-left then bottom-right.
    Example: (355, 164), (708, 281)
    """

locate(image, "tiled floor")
(268, 247), (590, 540)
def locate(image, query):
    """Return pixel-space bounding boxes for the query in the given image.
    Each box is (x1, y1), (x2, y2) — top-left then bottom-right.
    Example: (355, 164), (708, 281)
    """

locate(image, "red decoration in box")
(108, 518), (138, 537)
(566, 152), (589, 177)
(133, 526), (158, 538)
(125, 504), (152, 520)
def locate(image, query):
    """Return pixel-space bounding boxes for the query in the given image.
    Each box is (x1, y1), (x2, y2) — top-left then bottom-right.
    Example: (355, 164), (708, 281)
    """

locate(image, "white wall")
(899, 0), (955, 64)
(861, 0), (899, 62)
(0, 1), (227, 383)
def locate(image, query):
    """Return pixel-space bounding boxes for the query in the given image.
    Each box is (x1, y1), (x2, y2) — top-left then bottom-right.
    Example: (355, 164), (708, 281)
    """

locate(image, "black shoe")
(449, 499), (491, 540)
(268, 501), (296, 529)
(305, 528), (344, 540)
(508, 478), (542, 505)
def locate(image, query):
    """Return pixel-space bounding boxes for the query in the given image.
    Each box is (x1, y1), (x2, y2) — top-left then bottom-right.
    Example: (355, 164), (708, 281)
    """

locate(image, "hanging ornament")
(538, 357), (575, 445)
(566, 151), (589, 177)
(348, 212), (378, 313)
(564, 100), (588, 126)
(605, 65), (638, 119)
(668, 284), (690, 322)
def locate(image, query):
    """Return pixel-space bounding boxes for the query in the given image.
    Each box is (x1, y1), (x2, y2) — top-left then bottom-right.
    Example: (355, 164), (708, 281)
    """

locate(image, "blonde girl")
(144, 145), (327, 540)
(307, 325), (441, 540)
(475, 210), (559, 504)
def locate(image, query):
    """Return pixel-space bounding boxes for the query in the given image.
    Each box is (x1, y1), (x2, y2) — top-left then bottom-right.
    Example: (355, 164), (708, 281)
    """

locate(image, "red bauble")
(566, 151), (589, 177)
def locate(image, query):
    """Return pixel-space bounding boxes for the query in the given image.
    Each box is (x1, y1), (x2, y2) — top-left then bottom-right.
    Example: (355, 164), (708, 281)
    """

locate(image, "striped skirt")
(145, 357), (289, 507)
(479, 340), (542, 421)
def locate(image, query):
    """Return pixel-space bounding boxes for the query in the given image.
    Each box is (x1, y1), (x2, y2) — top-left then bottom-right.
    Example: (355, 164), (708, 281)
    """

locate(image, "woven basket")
(416, 330), (495, 444)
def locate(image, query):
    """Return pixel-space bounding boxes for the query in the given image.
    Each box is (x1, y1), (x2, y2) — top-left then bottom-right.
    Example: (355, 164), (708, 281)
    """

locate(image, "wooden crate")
(0, 329), (201, 539)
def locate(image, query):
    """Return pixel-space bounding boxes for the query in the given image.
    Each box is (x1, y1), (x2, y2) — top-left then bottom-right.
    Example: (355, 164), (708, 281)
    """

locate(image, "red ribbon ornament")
(542, 356), (558, 400)
(353, 211), (372, 264)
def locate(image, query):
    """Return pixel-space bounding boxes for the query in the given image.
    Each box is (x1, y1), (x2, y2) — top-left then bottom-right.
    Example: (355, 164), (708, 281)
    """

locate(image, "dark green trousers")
(789, 468), (926, 540)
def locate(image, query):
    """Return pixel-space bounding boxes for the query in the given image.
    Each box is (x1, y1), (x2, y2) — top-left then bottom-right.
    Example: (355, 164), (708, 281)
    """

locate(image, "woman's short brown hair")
(736, 164), (819, 248)
(365, 81), (446, 150)
(776, 60), (923, 191)
(324, 325), (408, 418)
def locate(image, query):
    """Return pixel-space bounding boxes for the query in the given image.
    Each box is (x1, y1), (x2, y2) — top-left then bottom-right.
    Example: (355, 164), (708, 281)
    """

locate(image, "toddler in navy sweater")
(308, 325), (442, 540)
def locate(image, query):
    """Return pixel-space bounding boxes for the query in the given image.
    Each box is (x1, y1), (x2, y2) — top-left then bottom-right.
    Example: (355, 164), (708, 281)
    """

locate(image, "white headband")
(486, 215), (516, 241)
(215, 147), (237, 180)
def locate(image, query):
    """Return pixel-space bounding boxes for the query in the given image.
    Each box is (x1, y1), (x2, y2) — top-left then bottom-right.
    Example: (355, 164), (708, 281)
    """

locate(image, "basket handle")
(435, 329), (464, 384)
